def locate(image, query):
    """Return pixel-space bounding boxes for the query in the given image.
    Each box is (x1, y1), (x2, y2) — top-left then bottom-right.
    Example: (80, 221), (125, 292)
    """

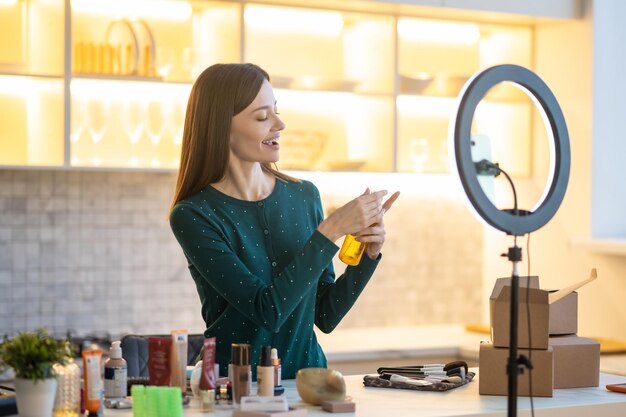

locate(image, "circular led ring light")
(452, 64), (570, 236)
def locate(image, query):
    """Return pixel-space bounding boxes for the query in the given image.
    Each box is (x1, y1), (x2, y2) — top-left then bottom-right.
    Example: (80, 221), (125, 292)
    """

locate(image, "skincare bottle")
(339, 234), (365, 266)
(256, 346), (274, 397)
(104, 341), (127, 399)
(271, 348), (284, 396)
(231, 343), (251, 404)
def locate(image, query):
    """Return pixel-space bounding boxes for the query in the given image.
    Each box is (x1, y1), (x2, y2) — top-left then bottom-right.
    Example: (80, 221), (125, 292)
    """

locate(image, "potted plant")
(0, 329), (70, 417)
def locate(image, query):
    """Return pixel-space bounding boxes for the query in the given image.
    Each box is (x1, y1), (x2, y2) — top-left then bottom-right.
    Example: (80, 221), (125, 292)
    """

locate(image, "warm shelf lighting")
(70, 79), (191, 101)
(71, 0), (192, 21)
(398, 18), (480, 45)
(244, 5), (343, 36)
(396, 95), (456, 117)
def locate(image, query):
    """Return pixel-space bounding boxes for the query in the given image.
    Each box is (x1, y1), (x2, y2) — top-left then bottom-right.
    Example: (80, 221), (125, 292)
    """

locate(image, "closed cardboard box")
(550, 335), (600, 388)
(479, 342), (554, 397)
(548, 291), (578, 335)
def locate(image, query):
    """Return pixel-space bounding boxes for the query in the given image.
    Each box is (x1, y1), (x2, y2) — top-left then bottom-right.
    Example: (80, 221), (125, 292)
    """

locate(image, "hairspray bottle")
(339, 234), (365, 266)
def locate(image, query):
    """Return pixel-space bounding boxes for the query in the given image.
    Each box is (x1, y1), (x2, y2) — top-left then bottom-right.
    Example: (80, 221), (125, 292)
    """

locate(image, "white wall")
(591, 0), (626, 238)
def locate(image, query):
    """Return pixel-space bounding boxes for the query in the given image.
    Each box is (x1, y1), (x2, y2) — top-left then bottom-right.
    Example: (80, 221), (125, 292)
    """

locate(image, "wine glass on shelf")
(408, 137), (430, 172)
(122, 100), (146, 146)
(70, 97), (87, 145)
(85, 99), (110, 166)
(86, 99), (109, 145)
(166, 100), (185, 167)
(146, 100), (164, 167)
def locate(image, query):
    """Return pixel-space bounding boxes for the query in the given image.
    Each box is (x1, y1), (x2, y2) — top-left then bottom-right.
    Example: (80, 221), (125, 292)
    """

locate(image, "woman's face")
(229, 79), (285, 165)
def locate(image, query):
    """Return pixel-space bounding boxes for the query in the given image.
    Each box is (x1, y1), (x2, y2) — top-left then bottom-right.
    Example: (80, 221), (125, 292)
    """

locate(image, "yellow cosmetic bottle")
(339, 234), (365, 266)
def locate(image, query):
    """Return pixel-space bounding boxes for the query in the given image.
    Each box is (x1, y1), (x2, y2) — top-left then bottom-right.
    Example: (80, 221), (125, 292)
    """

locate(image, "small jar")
(53, 357), (81, 417)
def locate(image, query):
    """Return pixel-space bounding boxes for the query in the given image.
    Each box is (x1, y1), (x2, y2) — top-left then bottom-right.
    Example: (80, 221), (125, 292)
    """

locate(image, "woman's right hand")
(317, 188), (387, 243)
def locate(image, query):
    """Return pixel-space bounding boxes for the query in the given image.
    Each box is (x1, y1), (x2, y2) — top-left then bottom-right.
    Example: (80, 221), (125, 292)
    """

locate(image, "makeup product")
(131, 385), (145, 417)
(199, 337), (216, 411)
(148, 337), (172, 386)
(52, 353), (81, 417)
(257, 346), (274, 397)
(271, 348), (284, 396)
(170, 329), (188, 391)
(231, 343), (251, 404)
(339, 234), (365, 266)
(377, 360), (468, 379)
(385, 374), (433, 386)
(104, 341), (127, 399)
(321, 399), (356, 413)
(239, 396), (288, 412)
(82, 349), (103, 416)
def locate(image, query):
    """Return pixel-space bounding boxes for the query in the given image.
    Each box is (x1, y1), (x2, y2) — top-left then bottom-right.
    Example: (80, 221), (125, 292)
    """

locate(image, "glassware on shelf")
(408, 137), (430, 172)
(70, 97), (87, 144)
(146, 101), (164, 145)
(156, 48), (175, 79)
(146, 101), (164, 167)
(86, 99), (109, 145)
(165, 101), (185, 167)
(167, 101), (185, 145)
(122, 100), (145, 146)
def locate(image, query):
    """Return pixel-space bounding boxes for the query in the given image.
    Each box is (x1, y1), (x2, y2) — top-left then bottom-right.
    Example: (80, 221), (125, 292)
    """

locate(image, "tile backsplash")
(0, 169), (482, 338)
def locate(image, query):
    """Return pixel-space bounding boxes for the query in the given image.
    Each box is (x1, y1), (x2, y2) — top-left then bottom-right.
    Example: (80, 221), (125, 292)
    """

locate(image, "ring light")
(451, 64), (570, 236)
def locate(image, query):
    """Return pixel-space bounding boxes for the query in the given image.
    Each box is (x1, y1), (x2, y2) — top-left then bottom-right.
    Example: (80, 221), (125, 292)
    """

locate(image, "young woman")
(169, 63), (399, 379)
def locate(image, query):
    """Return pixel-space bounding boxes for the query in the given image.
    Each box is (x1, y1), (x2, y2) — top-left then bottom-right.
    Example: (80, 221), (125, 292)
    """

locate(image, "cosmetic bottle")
(231, 343), (251, 404)
(104, 341), (127, 399)
(271, 348), (284, 396)
(82, 349), (103, 416)
(257, 346), (274, 397)
(53, 346), (81, 417)
(339, 234), (365, 266)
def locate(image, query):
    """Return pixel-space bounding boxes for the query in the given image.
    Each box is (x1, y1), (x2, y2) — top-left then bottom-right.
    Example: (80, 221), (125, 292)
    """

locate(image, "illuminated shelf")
(0, 0), (536, 172)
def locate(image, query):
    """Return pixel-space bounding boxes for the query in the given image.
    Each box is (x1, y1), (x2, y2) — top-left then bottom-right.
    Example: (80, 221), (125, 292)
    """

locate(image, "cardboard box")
(550, 335), (600, 388)
(490, 276), (549, 349)
(479, 342), (554, 397)
(548, 291), (578, 335)
(490, 277), (578, 348)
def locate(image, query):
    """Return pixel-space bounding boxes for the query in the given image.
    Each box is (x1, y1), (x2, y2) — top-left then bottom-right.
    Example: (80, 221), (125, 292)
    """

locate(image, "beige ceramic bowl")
(295, 367), (346, 405)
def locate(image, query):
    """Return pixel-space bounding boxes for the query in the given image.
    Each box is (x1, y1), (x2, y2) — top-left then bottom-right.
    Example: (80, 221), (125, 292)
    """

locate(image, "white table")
(96, 370), (626, 417)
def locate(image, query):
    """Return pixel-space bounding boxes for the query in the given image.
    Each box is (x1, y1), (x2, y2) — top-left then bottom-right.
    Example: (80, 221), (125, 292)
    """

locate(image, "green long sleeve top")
(169, 178), (380, 379)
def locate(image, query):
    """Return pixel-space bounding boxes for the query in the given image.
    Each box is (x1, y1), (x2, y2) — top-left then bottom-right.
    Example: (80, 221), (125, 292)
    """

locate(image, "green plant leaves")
(0, 328), (71, 381)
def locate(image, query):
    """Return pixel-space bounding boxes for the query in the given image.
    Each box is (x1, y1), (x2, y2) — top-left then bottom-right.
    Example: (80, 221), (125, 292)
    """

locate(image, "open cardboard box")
(490, 276), (578, 349)
(479, 342), (554, 397)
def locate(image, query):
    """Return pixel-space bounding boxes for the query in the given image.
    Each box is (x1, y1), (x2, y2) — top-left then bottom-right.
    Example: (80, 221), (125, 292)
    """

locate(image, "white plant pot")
(14, 377), (57, 417)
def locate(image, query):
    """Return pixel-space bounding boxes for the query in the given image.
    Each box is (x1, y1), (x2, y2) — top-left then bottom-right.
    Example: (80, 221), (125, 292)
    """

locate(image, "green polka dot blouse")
(169, 178), (380, 379)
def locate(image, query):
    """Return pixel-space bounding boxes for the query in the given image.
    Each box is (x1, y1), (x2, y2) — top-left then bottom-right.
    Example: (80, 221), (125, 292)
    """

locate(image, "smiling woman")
(168, 63), (399, 380)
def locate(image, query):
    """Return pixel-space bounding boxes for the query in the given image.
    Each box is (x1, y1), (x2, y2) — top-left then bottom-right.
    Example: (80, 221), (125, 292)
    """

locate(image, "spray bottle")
(104, 341), (128, 399)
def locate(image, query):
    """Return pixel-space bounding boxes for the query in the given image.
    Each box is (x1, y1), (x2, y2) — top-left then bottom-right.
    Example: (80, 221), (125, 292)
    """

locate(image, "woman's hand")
(355, 191), (400, 260)
(317, 188), (388, 243)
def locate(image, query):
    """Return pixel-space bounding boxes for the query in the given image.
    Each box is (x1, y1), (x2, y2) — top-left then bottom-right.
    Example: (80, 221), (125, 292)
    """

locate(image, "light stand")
(449, 64), (570, 417)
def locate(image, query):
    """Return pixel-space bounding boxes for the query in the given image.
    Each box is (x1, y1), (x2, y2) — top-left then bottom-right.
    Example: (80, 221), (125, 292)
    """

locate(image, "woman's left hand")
(354, 191), (400, 260)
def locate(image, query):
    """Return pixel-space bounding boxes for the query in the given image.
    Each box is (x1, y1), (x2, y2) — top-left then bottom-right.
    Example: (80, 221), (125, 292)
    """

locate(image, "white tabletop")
(98, 370), (626, 417)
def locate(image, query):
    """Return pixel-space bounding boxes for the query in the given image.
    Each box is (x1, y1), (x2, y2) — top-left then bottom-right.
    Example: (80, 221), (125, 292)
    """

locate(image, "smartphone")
(606, 383), (626, 393)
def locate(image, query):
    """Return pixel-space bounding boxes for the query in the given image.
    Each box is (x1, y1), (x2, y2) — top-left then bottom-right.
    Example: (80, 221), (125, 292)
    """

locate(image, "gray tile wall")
(0, 170), (482, 339)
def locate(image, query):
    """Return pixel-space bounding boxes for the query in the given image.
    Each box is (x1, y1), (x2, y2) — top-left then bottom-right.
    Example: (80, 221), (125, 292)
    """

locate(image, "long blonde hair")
(170, 63), (296, 214)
